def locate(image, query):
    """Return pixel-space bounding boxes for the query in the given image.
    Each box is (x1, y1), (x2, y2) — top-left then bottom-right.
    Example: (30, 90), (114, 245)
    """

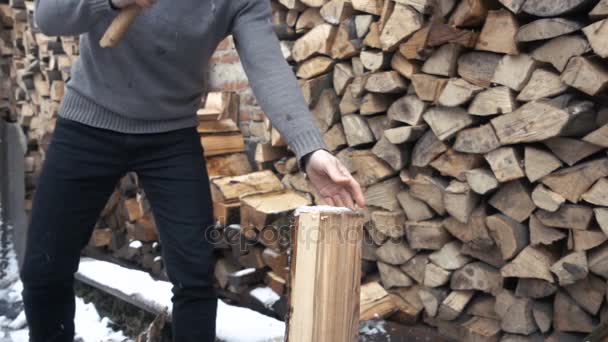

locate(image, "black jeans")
(20, 117), (217, 341)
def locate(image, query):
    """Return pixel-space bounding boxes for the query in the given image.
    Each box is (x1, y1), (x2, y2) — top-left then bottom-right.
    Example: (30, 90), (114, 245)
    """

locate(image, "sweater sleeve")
(35, 0), (114, 36)
(231, 0), (327, 162)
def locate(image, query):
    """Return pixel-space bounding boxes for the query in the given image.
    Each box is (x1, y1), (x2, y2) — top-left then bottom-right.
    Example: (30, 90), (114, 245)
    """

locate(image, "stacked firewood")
(265, 0), (608, 340)
(0, 0), (12, 121)
(6, 0), (608, 339)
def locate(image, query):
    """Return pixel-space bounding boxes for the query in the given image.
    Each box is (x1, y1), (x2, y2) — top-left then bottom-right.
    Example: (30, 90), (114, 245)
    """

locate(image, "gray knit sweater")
(34, 0), (326, 160)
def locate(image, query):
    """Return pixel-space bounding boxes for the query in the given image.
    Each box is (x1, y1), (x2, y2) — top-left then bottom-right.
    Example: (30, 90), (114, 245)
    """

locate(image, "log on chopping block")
(287, 206), (364, 342)
(100, 5), (142, 48)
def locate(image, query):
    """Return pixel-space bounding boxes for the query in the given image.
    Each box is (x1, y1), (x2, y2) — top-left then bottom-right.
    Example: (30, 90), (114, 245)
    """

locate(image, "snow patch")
(233, 268), (256, 277)
(250, 287), (280, 310)
(294, 205), (358, 216)
(78, 258), (286, 341)
(129, 240), (143, 249)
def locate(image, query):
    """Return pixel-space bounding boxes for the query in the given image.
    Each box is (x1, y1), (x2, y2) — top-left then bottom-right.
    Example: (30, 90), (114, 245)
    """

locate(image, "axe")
(99, 5), (142, 48)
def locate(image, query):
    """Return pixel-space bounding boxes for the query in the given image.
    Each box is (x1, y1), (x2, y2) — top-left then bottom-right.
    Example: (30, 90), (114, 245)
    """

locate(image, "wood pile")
(4, 0), (608, 339)
(268, 0), (608, 340)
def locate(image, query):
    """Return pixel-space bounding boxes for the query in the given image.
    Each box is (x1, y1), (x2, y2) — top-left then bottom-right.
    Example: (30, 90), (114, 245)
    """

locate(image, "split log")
(371, 211), (406, 239)
(422, 43), (463, 77)
(475, 9), (519, 54)
(288, 207), (363, 342)
(486, 214), (529, 260)
(495, 290), (538, 335)
(418, 287), (447, 317)
(460, 316), (501, 342)
(360, 93), (392, 115)
(423, 262), (452, 287)
(351, 150), (395, 187)
(467, 295), (499, 320)
(583, 124), (608, 148)
(351, 0), (383, 15)
(491, 101), (570, 145)
(437, 78), (483, 107)
(561, 56), (608, 96)
(312, 89), (339, 133)
(401, 253), (429, 284)
(501, 245), (557, 283)
(468, 86), (517, 116)
(492, 54), (537, 92)
(375, 238), (415, 264)
(532, 301), (552, 333)
(517, 69), (568, 102)
(292, 23), (337, 62)
(517, 18), (583, 43)
(443, 181), (479, 224)
(588, 243), (608, 278)
(553, 291), (595, 333)
(360, 281), (398, 320)
(449, 0), (492, 27)
(320, 0), (354, 24)
(461, 242), (506, 269)
(529, 214), (567, 246)
(564, 274), (606, 315)
(411, 130), (448, 167)
(364, 71), (407, 93)
(342, 114), (375, 147)
(437, 290), (475, 321)
(451, 262), (503, 294)
(457, 51), (502, 88)
(541, 158), (608, 203)
(453, 124), (501, 154)
(571, 230), (607, 252)
(550, 251), (588, 286)
(297, 56), (335, 79)
(524, 146), (563, 183)
(544, 137), (603, 166)
(405, 174), (448, 215)
(371, 136), (409, 171)
(406, 220), (452, 250)
(423, 106), (474, 141)
(364, 177), (402, 211)
(378, 262), (414, 288)
(535, 204), (594, 230)
(444, 205), (494, 250)
(391, 53), (421, 79)
(360, 50), (390, 72)
(484, 148), (525, 183)
(240, 190), (312, 230)
(596, 208), (608, 236)
(383, 125), (426, 144)
(323, 123), (347, 151)
(521, 0), (596, 17)
(387, 95), (428, 125)
(532, 184), (565, 212)
(465, 168), (499, 195)
(531, 34), (590, 72)
(410, 74), (448, 102)
(430, 149), (484, 181)
(211, 170), (283, 203)
(428, 241), (471, 270)
(583, 18), (608, 58)
(582, 178), (608, 206)
(397, 190), (435, 222)
(379, 3), (423, 51)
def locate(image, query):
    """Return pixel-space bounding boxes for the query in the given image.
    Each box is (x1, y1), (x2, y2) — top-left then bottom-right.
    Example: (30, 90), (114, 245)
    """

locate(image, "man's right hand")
(111, 0), (156, 9)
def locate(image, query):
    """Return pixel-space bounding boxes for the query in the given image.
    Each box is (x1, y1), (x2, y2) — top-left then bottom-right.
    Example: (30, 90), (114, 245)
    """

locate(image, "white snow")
(233, 268), (256, 277)
(129, 240), (143, 249)
(294, 205), (359, 216)
(0, 236), (130, 342)
(78, 258), (286, 342)
(249, 287), (280, 310)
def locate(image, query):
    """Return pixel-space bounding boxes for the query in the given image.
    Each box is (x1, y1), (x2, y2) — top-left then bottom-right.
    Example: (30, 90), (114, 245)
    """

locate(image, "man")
(21, 0), (365, 341)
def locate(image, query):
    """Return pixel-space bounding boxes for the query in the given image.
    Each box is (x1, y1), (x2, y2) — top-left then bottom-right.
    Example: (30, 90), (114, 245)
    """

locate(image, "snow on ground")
(0, 226), (130, 342)
(78, 258), (285, 342)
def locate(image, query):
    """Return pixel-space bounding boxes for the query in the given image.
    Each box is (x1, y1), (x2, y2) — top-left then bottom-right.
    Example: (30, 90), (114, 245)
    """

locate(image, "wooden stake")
(287, 206), (364, 342)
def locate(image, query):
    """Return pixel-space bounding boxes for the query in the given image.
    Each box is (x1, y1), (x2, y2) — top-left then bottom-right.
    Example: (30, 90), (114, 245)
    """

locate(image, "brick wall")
(209, 37), (266, 141)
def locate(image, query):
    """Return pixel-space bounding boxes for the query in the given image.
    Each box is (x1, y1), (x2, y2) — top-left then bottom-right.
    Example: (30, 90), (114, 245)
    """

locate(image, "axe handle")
(99, 5), (142, 48)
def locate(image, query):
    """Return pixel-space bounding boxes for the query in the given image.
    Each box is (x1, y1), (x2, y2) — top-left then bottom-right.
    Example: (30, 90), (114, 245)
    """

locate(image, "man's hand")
(111, 0), (155, 9)
(305, 150), (365, 210)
